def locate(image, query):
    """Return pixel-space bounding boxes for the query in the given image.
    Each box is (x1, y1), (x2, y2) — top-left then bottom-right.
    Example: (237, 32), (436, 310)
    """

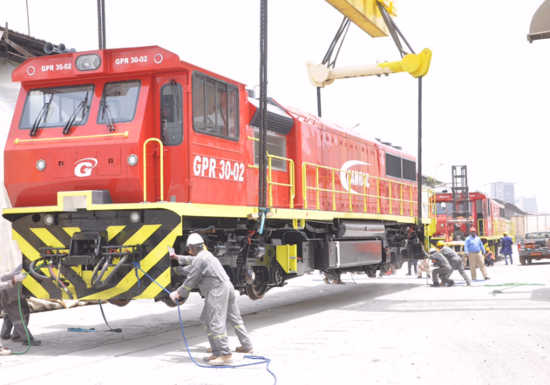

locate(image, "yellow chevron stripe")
(63, 227), (81, 237)
(30, 228), (65, 248)
(22, 275), (49, 299)
(12, 230), (50, 298)
(81, 225), (181, 300)
(12, 230), (41, 261)
(135, 267), (170, 299)
(107, 225), (126, 241)
(123, 224), (161, 246)
(63, 226), (125, 241)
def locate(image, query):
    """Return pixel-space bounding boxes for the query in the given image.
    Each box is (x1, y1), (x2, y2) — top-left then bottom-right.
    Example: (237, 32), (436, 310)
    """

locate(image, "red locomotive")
(3, 46), (432, 304)
(433, 191), (512, 253)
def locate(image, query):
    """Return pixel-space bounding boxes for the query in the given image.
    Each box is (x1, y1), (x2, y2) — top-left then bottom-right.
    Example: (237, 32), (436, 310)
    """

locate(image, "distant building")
(489, 182), (515, 205)
(517, 196), (538, 214)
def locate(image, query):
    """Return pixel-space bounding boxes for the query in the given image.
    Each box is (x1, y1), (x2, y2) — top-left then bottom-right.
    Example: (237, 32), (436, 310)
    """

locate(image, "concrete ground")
(1, 258), (549, 385)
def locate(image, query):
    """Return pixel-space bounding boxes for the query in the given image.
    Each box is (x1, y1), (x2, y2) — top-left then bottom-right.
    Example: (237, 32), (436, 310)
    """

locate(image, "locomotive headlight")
(129, 211), (140, 223)
(36, 159), (46, 171)
(76, 54), (101, 71)
(127, 154), (138, 167)
(43, 214), (55, 226)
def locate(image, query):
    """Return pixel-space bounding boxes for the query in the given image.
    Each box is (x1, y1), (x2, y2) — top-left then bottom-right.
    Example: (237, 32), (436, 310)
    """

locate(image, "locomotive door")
(152, 74), (188, 203)
(187, 72), (247, 205)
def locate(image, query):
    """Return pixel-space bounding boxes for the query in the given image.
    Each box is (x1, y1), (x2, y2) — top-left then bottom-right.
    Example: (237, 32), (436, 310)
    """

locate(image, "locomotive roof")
(284, 104), (412, 158)
(11, 45), (246, 88)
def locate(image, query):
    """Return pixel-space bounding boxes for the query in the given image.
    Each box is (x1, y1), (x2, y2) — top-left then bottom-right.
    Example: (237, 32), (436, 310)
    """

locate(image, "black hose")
(92, 255), (130, 289)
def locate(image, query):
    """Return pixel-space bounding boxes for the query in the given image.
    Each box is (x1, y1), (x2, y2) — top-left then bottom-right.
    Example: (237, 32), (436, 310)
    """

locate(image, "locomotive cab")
(5, 47), (198, 207)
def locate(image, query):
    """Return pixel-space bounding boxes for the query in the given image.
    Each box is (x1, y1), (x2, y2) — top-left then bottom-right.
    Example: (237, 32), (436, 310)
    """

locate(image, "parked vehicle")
(518, 232), (550, 264)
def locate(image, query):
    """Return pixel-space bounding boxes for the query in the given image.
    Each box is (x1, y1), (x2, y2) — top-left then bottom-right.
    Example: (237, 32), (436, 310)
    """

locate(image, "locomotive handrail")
(266, 153), (295, 208)
(301, 161), (417, 216)
(142, 137), (164, 202)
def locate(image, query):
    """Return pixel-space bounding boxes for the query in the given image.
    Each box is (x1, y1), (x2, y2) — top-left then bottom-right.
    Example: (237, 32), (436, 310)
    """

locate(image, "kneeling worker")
(429, 248), (454, 287)
(169, 233), (253, 365)
(436, 241), (472, 286)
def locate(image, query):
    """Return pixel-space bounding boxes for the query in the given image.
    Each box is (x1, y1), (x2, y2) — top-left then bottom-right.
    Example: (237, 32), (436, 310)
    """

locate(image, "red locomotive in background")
(3, 46), (432, 304)
(433, 191), (512, 254)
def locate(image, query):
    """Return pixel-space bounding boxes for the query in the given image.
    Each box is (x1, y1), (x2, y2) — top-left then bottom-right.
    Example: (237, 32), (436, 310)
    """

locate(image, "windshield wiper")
(99, 99), (116, 132)
(63, 92), (89, 135)
(30, 94), (54, 137)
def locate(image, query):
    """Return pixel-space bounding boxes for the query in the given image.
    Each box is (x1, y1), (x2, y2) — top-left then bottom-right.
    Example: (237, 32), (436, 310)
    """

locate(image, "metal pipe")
(316, 87), (322, 117)
(97, 0), (106, 50)
(258, 0), (268, 209)
(417, 77), (423, 224)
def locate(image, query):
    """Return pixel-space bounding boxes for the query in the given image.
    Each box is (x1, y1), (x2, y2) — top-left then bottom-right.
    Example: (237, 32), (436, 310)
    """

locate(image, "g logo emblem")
(74, 157), (98, 177)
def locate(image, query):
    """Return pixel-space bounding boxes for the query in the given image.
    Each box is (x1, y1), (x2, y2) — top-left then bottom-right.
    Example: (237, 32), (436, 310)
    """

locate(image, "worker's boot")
(235, 346), (254, 354)
(203, 354), (218, 363)
(0, 346), (11, 355)
(208, 354), (233, 366)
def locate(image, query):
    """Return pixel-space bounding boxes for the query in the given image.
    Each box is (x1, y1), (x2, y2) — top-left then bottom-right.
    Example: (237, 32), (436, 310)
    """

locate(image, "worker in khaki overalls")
(464, 227), (490, 281)
(169, 233), (253, 366)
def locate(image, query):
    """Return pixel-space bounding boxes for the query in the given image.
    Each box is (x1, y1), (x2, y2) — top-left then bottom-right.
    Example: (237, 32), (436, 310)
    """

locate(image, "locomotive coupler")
(31, 231), (143, 290)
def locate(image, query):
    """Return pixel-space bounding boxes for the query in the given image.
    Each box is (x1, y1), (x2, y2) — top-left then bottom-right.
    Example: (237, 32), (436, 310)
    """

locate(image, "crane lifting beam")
(307, 48), (431, 87)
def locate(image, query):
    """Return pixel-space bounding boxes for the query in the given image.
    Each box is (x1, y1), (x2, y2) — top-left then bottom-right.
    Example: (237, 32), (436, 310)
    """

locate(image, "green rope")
(11, 284), (32, 355)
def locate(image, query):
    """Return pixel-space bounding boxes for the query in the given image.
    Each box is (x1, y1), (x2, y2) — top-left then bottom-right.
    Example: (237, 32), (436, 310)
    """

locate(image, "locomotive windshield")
(19, 84), (94, 130)
(436, 202), (453, 215)
(98, 80), (140, 125)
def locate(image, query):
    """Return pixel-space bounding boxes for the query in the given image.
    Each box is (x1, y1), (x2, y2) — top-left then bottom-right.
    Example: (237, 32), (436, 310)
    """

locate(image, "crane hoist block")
(326, 0), (396, 37)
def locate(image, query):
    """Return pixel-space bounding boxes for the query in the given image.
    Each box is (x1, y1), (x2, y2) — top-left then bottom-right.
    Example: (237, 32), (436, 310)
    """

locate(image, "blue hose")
(258, 207), (269, 235)
(135, 263), (277, 384)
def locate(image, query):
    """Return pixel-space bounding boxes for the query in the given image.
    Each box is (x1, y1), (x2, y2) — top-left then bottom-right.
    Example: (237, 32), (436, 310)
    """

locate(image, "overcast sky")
(4, 0), (550, 211)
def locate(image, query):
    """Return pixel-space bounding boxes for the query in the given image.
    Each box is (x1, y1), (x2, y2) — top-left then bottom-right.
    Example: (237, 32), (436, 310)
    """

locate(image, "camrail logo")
(340, 160), (370, 194)
(74, 157), (98, 178)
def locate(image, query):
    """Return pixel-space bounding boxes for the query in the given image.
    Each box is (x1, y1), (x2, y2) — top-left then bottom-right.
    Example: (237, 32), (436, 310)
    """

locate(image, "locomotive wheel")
(108, 299), (131, 307)
(364, 266), (377, 278)
(245, 267), (269, 300)
(245, 280), (268, 300)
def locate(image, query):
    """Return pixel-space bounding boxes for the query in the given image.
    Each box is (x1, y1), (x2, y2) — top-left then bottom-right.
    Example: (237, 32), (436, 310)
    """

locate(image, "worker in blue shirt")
(500, 233), (514, 265)
(464, 227), (490, 280)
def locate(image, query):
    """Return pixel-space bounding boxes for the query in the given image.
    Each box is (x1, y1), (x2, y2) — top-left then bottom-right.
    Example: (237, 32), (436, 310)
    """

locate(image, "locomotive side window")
(385, 153), (402, 178)
(385, 153), (417, 181)
(19, 84), (94, 130)
(192, 72), (239, 141)
(160, 81), (183, 146)
(402, 159), (417, 181)
(98, 80), (140, 124)
(252, 128), (287, 171)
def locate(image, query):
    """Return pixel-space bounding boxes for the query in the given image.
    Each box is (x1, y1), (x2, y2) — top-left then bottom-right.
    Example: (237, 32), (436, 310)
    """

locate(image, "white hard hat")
(429, 247), (437, 254)
(186, 233), (204, 246)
